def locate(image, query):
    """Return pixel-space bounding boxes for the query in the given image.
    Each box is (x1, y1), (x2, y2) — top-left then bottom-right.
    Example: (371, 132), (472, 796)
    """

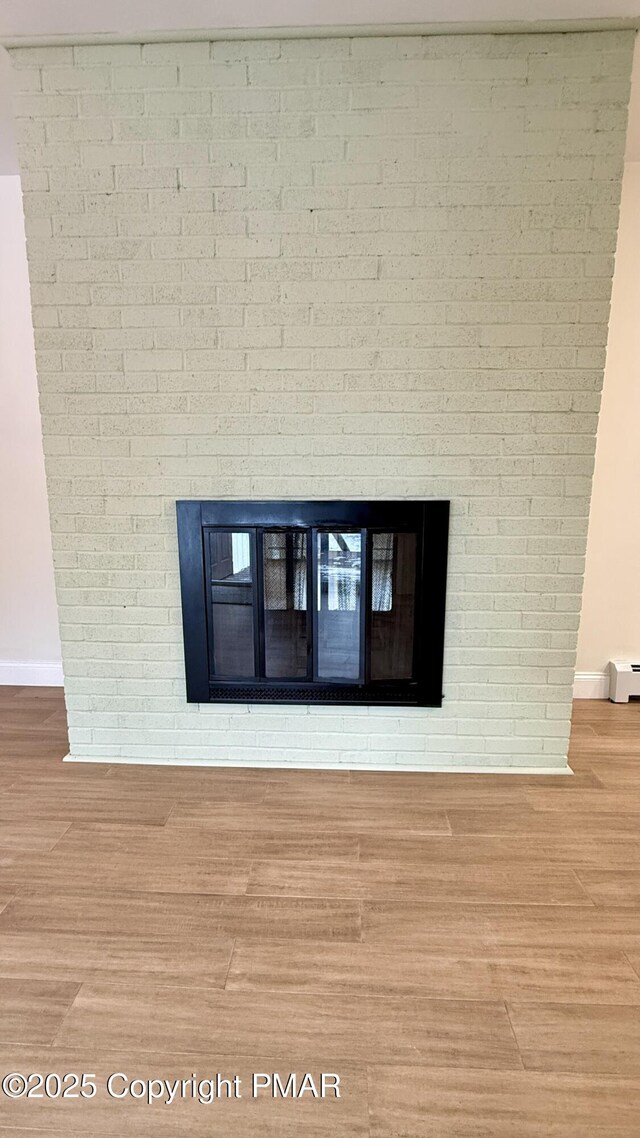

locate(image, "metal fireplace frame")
(176, 499), (449, 707)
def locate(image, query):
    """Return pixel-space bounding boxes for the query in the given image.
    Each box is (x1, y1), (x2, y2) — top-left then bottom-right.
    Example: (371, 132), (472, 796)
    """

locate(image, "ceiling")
(1, 0), (639, 43)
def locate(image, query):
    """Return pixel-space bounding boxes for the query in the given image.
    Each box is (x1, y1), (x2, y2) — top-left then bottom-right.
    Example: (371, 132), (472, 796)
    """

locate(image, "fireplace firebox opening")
(177, 500), (449, 706)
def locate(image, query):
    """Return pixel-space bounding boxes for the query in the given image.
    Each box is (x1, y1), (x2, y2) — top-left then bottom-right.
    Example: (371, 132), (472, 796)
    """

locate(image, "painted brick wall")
(9, 31), (633, 770)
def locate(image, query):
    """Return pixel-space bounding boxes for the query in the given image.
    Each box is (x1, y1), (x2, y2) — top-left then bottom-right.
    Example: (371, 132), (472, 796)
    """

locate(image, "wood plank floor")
(0, 688), (639, 1135)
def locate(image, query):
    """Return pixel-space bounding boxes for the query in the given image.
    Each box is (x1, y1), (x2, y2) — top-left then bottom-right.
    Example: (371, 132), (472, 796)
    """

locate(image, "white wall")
(0, 47), (62, 683)
(575, 35), (640, 693)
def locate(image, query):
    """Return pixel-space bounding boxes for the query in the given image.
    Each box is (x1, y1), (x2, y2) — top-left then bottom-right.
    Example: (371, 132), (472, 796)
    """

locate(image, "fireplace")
(177, 500), (449, 707)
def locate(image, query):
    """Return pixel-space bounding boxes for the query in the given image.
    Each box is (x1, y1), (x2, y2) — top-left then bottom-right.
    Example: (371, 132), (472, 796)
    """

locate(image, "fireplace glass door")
(317, 532), (362, 681)
(207, 530), (255, 678)
(370, 532), (416, 681)
(177, 500), (449, 706)
(263, 531), (309, 679)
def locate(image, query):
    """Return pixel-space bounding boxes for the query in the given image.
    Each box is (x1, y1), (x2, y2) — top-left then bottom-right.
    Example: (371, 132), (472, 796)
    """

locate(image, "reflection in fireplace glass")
(317, 532), (362, 680)
(209, 530), (255, 677)
(372, 532), (393, 611)
(263, 531), (308, 678)
(370, 532), (416, 680)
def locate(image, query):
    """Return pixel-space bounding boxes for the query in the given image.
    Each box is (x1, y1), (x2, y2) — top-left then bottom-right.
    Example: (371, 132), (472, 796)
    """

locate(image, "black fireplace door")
(177, 500), (449, 706)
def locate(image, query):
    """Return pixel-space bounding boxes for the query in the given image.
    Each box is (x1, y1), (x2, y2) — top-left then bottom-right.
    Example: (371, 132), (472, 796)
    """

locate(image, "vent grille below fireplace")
(208, 683), (422, 705)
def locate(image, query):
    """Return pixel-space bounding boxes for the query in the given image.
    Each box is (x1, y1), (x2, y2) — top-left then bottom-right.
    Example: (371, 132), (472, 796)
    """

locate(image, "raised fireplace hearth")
(177, 500), (449, 707)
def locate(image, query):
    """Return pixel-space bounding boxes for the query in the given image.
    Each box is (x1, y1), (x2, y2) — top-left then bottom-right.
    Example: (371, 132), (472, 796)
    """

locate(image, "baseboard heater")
(609, 660), (640, 702)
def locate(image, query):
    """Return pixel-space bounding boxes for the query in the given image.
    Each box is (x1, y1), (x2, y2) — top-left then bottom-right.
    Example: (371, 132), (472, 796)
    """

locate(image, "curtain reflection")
(264, 532), (307, 611)
(264, 531), (396, 614)
(372, 533), (393, 612)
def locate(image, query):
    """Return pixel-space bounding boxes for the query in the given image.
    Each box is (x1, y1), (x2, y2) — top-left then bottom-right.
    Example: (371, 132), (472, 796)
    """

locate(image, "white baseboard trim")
(574, 671), (609, 699)
(64, 754), (573, 775)
(0, 660), (64, 686)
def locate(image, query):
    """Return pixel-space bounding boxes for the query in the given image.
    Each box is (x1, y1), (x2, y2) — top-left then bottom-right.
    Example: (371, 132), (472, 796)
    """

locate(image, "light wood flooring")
(0, 686), (639, 1134)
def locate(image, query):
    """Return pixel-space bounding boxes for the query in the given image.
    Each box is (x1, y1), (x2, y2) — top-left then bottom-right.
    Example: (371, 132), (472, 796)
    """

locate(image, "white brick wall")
(9, 31), (633, 770)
